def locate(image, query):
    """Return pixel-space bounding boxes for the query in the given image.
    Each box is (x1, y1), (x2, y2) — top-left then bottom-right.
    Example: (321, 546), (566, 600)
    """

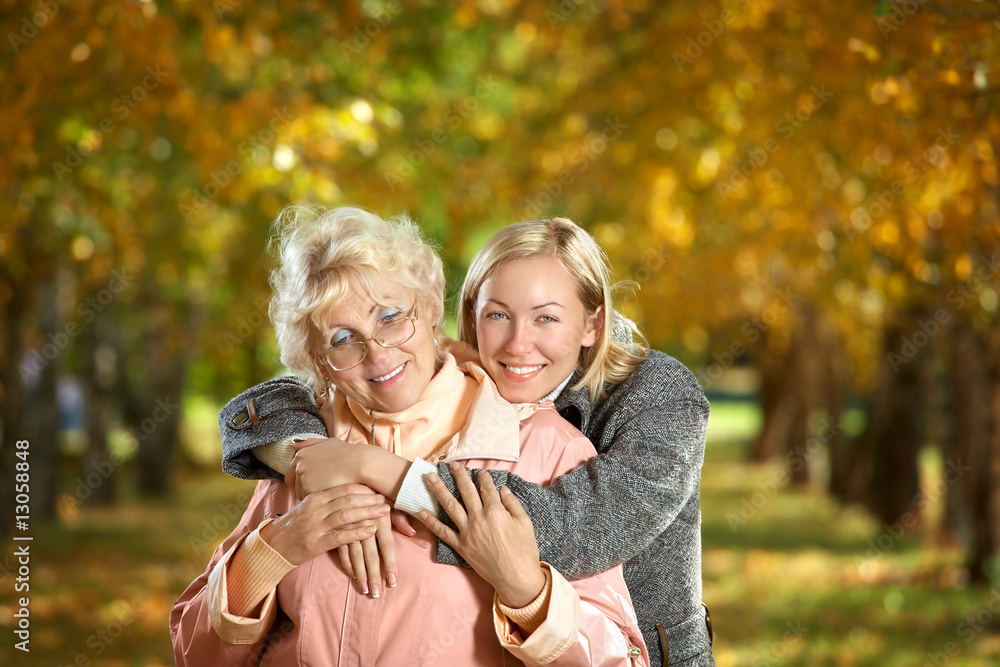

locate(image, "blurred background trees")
(2, 0), (999, 588)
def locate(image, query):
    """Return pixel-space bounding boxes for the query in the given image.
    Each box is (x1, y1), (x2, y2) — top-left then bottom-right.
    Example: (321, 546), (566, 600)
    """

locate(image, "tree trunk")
(945, 323), (982, 573)
(125, 298), (201, 496)
(25, 277), (61, 521)
(79, 315), (116, 506)
(0, 258), (30, 538)
(750, 303), (835, 486)
(986, 323), (1000, 577)
(863, 319), (924, 527)
(749, 333), (794, 462)
(826, 327), (852, 504)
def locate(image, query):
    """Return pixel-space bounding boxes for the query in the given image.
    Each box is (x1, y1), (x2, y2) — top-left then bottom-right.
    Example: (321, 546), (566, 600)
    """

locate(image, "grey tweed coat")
(434, 351), (714, 666)
(218, 351), (714, 666)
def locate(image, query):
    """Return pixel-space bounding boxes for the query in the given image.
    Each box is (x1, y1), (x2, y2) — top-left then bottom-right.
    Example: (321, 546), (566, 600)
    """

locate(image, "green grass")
(702, 407), (1000, 667)
(1, 400), (997, 665)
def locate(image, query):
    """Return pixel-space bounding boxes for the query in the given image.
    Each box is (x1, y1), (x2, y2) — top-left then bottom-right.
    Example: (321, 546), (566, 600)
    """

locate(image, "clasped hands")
(270, 438), (545, 608)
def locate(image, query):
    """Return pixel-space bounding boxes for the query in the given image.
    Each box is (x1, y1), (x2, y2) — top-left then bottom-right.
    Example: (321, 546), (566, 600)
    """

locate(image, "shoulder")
(220, 377), (327, 478)
(604, 349), (706, 407)
(585, 350), (710, 443)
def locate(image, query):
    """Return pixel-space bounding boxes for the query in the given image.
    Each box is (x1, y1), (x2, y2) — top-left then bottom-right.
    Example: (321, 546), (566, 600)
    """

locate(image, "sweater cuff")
(497, 566), (552, 635)
(227, 519), (296, 617)
(493, 563), (580, 664)
(251, 433), (326, 476)
(393, 457), (440, 517)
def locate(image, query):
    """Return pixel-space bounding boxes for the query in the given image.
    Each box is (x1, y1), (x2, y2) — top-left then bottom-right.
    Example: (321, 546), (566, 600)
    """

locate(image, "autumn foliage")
(1, 0), (999, 584)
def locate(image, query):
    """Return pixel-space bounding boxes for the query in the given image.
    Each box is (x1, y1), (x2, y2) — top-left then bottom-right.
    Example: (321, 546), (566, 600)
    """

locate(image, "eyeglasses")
(318, 303), (419, 372)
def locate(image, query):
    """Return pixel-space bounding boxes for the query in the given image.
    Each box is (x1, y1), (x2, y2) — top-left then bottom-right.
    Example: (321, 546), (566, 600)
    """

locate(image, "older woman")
(170, 206), (647, 666)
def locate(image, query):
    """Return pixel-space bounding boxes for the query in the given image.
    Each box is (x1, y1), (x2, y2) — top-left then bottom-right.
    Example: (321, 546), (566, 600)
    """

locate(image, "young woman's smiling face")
(475, 255), (602, 404)
(318, 279), (438, 414)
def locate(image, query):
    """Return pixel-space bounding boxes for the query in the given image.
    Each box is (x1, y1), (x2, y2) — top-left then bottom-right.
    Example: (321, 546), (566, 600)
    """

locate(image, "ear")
(581, 305), (604, 348)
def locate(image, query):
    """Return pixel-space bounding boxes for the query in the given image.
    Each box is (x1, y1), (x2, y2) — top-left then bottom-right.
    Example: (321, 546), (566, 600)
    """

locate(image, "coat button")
(628, 647), (641, 659)
(232, 411), (249, 426)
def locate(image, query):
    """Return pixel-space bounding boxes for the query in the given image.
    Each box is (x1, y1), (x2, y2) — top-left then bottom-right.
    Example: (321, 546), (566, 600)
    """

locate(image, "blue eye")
(331, 330), (356, 347)
(538, 315), (557, 323)
(484, 312), (508, 321)
(378, 308), (404, 325)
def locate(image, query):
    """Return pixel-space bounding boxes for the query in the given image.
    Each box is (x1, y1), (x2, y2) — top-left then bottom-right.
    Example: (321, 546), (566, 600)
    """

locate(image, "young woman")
(221, 217), (714, 667)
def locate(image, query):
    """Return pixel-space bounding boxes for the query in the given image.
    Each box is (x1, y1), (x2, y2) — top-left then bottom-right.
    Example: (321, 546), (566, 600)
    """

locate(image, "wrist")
(258, 520), (290, 564)
(360, 447), (410, 501)
(496, 564), (547, 609)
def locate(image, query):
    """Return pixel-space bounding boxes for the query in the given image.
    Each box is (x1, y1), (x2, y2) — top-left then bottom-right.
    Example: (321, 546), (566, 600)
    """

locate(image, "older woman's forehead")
(318, 282), (413, 330)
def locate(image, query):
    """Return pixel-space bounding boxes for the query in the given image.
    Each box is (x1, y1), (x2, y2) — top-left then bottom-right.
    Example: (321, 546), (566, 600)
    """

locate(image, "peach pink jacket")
(170, 355), (648, 666)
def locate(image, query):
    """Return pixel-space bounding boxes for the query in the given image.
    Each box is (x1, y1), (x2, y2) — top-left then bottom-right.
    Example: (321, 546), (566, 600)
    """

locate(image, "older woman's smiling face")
(318, 278), (438, 414)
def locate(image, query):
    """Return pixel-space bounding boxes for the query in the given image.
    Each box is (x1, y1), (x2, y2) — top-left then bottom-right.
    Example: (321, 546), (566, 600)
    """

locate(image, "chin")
(499, 386), (538, 404)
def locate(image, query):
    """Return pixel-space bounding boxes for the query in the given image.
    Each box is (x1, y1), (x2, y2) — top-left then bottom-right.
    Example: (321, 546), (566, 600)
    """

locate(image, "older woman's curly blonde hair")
(268, 204), (445, 391)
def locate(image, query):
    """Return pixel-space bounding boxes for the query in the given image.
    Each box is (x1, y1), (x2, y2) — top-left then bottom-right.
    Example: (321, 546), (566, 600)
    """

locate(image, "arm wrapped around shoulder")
(219, 377), (328, 480)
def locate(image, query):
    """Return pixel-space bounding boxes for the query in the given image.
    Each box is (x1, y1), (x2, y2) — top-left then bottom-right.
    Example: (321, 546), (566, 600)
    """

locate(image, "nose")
(504, 321), (534, 356)
(365, 339), (392, 365)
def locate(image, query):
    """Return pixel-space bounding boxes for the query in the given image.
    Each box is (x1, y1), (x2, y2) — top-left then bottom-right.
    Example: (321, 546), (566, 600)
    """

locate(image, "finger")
(500, 486), (529, 519)
(390, 509), (418, 537)
(361, 535), (382, 597)
(450, 462), (483, 513)
(348, 540), (368, 595)
(415, 509), (460, 548)
(321, 523), (376, 552)
(284, 462), (302, 499)
(376, 517), (398, 588)
(426, 472), (470, 529)
(477, 470), (503, 507)
(336, 544), (354, 579)
(330, 501), (390, 528)
(292, 437), (325, 451)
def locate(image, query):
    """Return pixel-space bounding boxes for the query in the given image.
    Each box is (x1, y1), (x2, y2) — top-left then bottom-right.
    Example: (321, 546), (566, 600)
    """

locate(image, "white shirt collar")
(540, 374), (574, 404)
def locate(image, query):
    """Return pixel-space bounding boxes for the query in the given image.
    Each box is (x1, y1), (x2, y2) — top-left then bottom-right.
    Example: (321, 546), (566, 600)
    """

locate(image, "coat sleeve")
(495, 564), (648, 666)
(170, 482), (283, 665)
(436, 357), (710, 580)
(219, 377), (328, 480)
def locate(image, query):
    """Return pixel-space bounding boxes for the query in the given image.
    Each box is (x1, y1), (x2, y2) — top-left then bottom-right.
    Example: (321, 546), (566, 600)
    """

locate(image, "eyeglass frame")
(315, 302), (420, 372)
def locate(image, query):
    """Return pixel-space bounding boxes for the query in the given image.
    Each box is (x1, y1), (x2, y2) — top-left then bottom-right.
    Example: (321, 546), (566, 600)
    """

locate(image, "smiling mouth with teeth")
(371, 363), (406, 382)
(501, 363), (545, 375)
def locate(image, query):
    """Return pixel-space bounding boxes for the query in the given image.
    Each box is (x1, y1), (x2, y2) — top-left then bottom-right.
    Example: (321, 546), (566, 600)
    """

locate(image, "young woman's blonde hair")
(268, 204), (445, 390)
(457, 217), (649, 402)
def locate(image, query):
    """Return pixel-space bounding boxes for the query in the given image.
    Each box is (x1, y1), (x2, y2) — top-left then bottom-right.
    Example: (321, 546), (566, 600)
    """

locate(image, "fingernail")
(450, 461), (460, 470)
(501, 486), (510, 494)
(388, 573), (397, 587)
(371, 584), (380, 598)
(427, 473), (439, 484)
(361, 582), (369, 595)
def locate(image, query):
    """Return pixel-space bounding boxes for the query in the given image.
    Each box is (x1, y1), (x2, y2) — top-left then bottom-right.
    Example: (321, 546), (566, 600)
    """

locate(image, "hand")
(285, 438), (411, 502)
(333, 509), (415, 597)
(260, 483), (389, 566)
(285, 437), (367, 499)
(416, 463), (546, 608)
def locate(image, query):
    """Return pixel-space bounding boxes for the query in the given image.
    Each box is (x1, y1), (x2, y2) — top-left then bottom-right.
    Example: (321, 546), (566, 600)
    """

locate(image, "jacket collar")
(554, 371), (592, 433)
(324, 353), (533, 463)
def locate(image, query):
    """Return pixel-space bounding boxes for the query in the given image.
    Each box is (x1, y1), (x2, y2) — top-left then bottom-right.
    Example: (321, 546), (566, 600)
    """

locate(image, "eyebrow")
(484, 298), (564, 310)
(327, 303), (381, 333)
